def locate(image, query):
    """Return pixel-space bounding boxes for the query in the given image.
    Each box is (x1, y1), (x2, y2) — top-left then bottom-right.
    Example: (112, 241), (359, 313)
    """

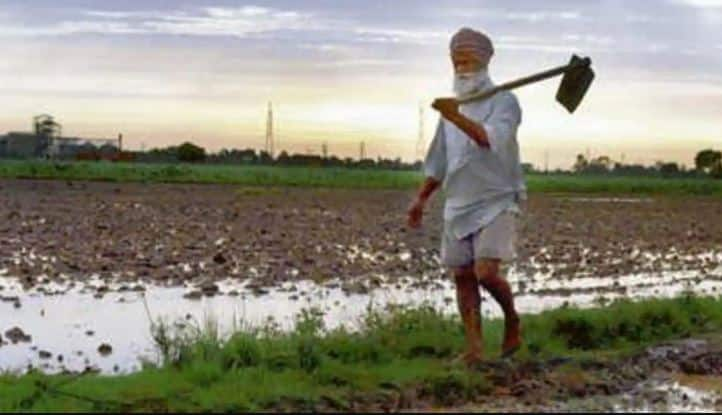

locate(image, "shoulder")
(494, 90), (521, 111)
(492, 91), (522, 121)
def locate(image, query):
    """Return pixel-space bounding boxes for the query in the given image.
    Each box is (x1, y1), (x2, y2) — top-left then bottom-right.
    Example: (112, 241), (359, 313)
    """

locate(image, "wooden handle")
(450, 56), (591, 104)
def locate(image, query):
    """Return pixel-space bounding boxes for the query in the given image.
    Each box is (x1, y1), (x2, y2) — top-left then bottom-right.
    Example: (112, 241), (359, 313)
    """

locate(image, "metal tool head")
(556, 54), (594, 113)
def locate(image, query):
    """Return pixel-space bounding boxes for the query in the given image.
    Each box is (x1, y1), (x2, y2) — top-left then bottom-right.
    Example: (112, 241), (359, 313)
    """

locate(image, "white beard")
(453, 69), (492, 98)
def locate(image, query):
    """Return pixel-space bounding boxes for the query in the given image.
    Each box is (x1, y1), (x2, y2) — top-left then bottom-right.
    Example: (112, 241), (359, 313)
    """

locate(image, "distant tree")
(177, 142), (206, 163)
(573, 154), (588, 173)
(521, 162), (536, 174)
(259, 150), (274, 164)
(612, 162), (652, 176)
(658, 162), (680, 177)
(237, 149), (257, 163)
(695, 149), (722, 175)
(593, 156), (612, 170)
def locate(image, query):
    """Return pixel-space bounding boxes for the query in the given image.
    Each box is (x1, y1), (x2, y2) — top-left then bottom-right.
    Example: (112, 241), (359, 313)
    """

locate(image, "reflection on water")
(612, 379), (721, 412)
(0, 251), (721, 375)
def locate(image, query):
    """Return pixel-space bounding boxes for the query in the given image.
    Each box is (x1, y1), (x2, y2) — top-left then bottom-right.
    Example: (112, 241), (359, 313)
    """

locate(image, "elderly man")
(407, 27), (525, 365)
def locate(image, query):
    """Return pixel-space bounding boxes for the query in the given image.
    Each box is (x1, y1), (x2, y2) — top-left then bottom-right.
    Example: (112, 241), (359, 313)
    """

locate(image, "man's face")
(452, 50), (483, 75)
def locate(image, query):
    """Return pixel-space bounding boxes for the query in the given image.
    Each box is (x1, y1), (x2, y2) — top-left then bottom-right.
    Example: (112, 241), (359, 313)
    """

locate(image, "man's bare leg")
(453, 265), (483, 365)
(474, 259), (521, 357)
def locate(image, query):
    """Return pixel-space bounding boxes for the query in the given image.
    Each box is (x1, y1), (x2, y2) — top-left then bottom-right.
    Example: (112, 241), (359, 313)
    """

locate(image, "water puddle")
(612, 379), (721, 412)
(1, 250), (721, 375)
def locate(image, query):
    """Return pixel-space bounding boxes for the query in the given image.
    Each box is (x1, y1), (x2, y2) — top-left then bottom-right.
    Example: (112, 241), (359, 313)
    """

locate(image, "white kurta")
(423, 87), (526, 240)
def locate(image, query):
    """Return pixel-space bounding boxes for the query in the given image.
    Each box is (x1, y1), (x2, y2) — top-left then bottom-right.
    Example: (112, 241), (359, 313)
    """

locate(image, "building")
(0, 133), (121, 159)
(1, 115), (117, 159)
(0, 132), (50, 158)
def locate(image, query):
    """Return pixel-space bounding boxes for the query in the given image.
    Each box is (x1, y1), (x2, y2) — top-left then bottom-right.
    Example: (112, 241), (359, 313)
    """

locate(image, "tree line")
(129, 142), (722, 178)
(565, 149), (722, 179)
(131, 142), (422, 171)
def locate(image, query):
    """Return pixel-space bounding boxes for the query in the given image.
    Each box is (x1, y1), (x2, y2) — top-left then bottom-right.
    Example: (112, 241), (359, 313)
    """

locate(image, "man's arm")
(432, 95), (522, 153)
(431, 98), (489, 148)
(408, 177), (441, 228)
(418, 176), (441, 202)
(446, 112), (489, 148)
(408, 119), (446, 229)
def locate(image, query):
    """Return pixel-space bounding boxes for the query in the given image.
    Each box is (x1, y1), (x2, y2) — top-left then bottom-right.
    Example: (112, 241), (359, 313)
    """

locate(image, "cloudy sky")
(1, 0), (721, 168)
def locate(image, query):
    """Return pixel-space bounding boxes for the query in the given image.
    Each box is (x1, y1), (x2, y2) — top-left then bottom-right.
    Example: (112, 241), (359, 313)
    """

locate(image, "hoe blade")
(556, 54), (595, 113)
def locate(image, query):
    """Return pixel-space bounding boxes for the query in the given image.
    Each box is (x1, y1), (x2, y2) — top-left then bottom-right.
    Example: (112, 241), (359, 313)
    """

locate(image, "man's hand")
(432, 98), (460, 121)
(407, 197), (425, 229)
(432, 97), (490, 148)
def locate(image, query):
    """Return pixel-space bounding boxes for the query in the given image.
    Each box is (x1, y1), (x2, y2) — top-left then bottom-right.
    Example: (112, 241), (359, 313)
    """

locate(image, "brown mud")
(1, 179), (721, 291)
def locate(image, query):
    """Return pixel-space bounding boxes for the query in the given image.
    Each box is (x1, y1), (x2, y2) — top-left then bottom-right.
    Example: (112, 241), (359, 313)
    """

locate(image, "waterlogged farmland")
(0, 177), (721, 411)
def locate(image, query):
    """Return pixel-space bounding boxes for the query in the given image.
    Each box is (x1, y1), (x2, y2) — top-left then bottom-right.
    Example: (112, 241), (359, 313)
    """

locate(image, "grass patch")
(1, 160), (721, 195)
(0, 160), (421, 189)
(1, 295), (722, 411)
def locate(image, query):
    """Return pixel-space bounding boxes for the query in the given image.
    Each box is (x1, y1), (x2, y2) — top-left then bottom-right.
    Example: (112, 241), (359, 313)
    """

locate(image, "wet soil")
(382, 336), (722, 412)
(1, 179), (721, 292)
(2, 179), (721, 411)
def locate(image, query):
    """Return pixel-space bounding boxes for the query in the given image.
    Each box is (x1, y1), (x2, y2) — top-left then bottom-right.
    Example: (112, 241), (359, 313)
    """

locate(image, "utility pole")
(118, 133), (123, 152)
(544, 149), (549, 173)
(322, 142), (328, 159)
(265, 102), (274, 158)
(360, 141), (366, 160)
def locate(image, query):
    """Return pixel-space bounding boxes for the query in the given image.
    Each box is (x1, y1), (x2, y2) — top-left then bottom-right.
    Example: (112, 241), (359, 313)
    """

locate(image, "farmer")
(407, 27), (525, 365)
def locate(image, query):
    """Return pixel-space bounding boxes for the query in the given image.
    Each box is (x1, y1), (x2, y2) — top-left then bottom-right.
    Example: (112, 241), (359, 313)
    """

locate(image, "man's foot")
(501, 317), (521, 358)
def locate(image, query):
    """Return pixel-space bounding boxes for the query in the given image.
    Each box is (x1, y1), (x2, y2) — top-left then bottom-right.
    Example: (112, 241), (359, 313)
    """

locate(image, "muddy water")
(1, 251), (722, 375)
(562, 378), (722, 412)
(613, 379), (722, 412)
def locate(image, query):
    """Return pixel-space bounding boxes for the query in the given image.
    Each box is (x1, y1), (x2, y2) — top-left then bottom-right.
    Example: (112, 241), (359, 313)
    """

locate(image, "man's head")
(450, 27), (494, 97)
(450, 27), (494, 74)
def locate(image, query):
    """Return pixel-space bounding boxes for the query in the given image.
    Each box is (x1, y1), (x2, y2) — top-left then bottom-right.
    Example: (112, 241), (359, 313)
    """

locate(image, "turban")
(449, 27), (494, 66)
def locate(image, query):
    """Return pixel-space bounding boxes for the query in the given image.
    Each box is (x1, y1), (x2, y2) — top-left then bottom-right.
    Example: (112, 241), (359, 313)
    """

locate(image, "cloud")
(443, 8), (583, 22)
(84, 10), (165, 19)
(144, 7), (313, 37)
(1, 5), (319, 38)
(327, 59), (403, 67)
(676, 0), (722, 7)
(560, 34), (613, 45)
(624, 14), (672, 23)
(504, 11), (581, 22)
(0, 21), (145, 36)
(352, 28), (448, 45)
(205, 6), (277, 18)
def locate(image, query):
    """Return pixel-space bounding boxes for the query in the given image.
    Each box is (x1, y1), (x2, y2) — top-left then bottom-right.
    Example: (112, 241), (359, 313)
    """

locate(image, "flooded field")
(1, 179), (721, 411)
(2, 257), (722, 375)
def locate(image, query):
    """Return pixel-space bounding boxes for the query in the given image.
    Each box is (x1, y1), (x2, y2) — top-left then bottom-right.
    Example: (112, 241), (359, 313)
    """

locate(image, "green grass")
(0, 160), (421, 189)
(525, 174), (722, 196)
(2, 294), (722, 412)
(1, 159), (721, 195)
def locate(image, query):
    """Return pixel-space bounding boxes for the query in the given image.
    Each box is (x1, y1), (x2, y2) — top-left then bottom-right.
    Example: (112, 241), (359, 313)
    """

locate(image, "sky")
(1, 0), (721, 168)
